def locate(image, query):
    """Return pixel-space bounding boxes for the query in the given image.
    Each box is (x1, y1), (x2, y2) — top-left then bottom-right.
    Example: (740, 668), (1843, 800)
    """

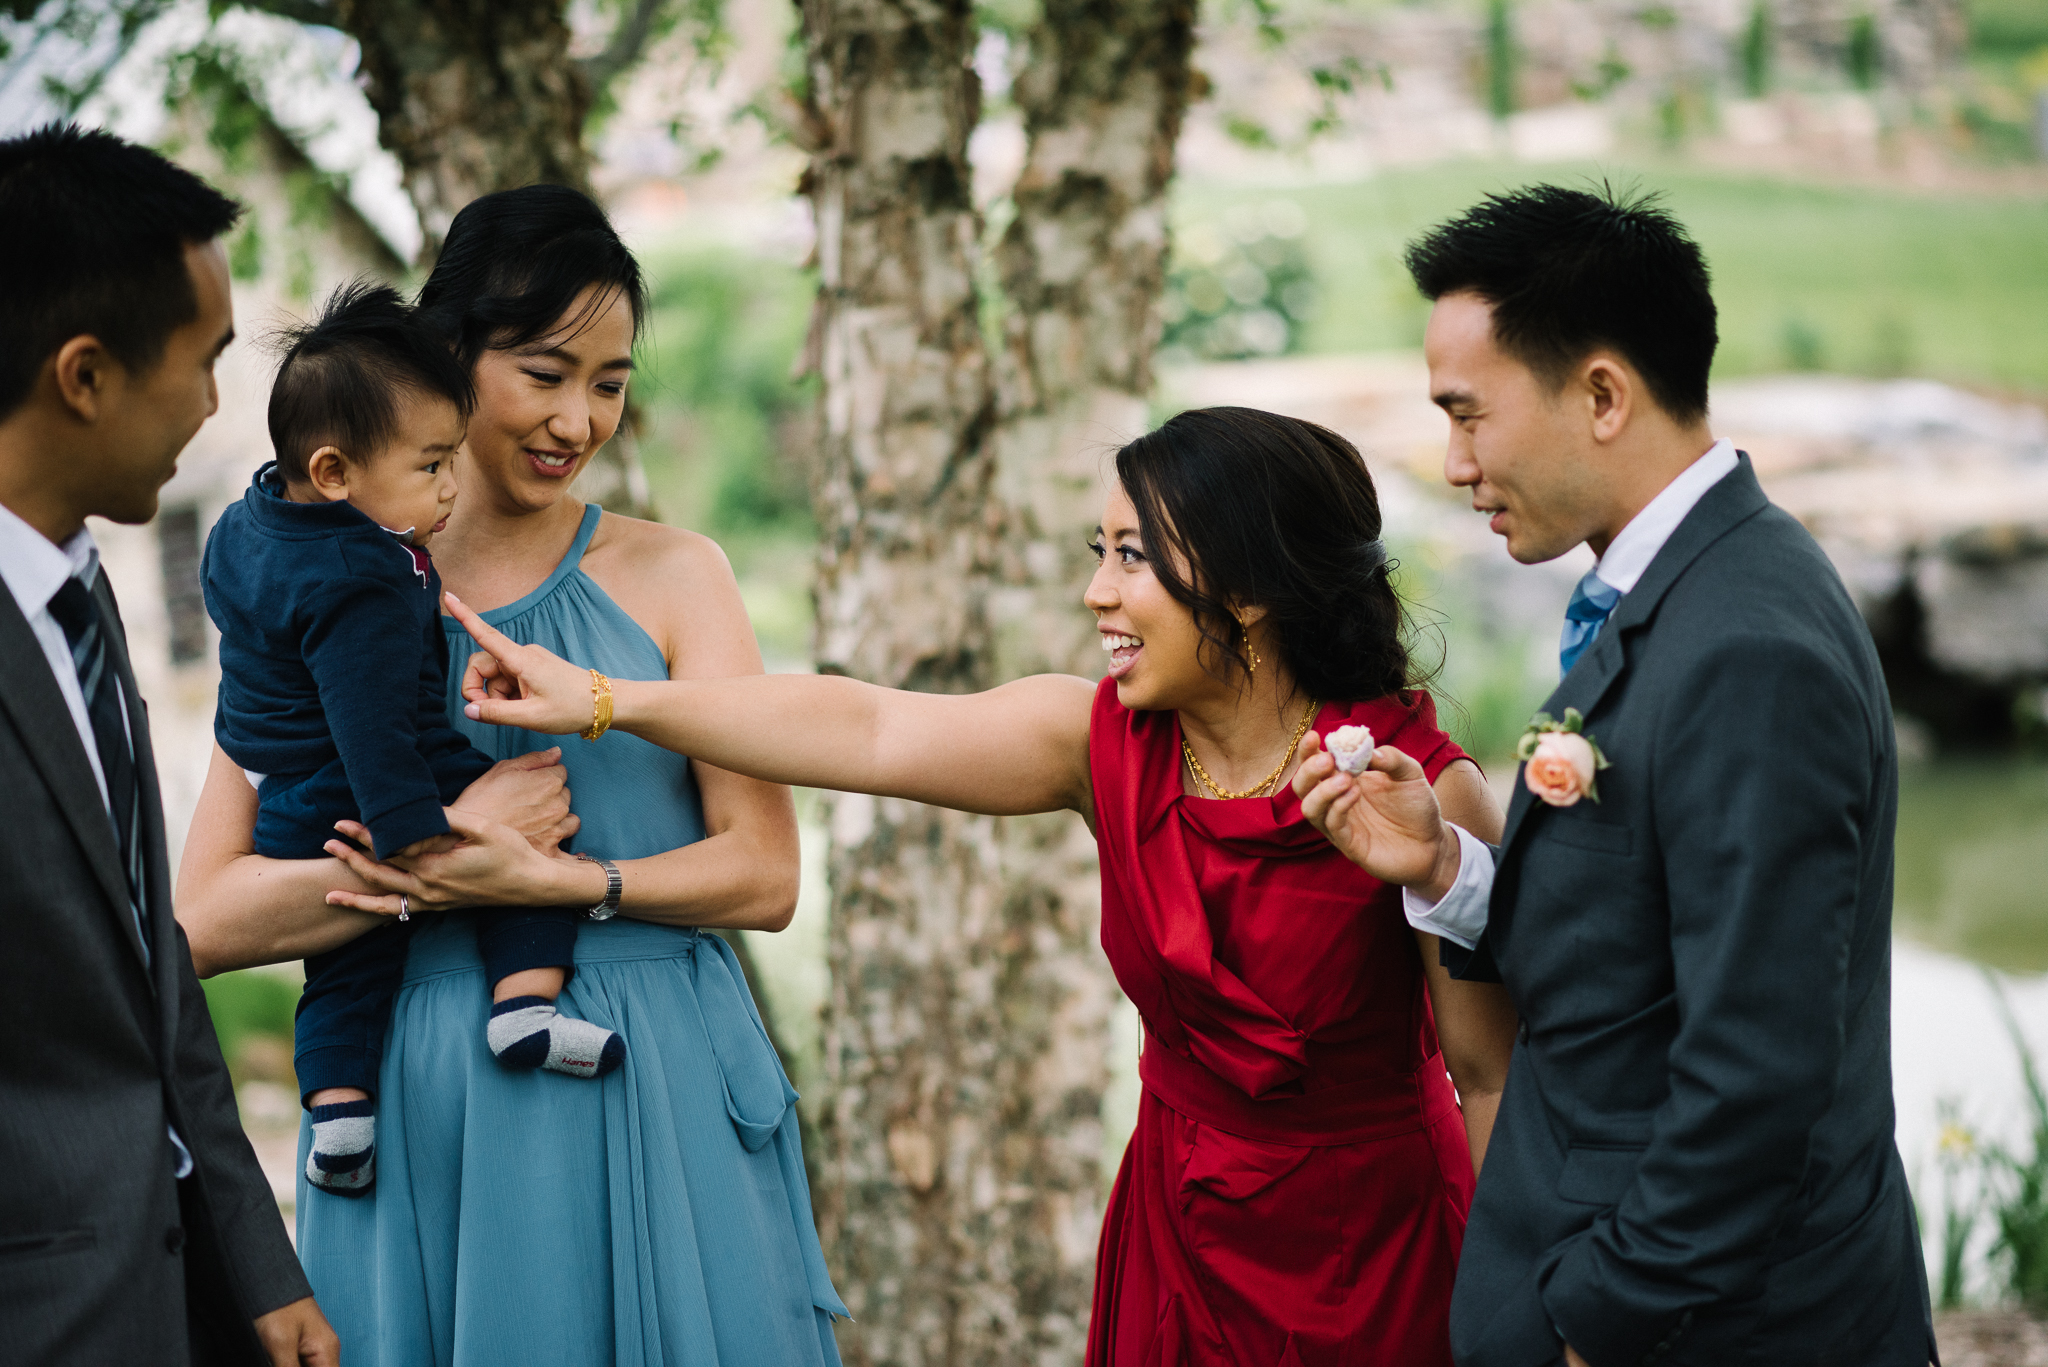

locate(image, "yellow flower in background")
(2023, 45), (2048, 92)
(1939, 1121), (1977, 1159)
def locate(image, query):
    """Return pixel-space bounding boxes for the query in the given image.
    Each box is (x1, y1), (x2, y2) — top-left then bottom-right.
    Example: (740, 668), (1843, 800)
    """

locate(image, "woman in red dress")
(421, 407), (1518, 1365)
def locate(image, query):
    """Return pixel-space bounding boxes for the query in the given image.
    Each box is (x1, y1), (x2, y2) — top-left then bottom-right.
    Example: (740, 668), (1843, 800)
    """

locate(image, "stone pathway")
(1938, 1311), (2048, 1367)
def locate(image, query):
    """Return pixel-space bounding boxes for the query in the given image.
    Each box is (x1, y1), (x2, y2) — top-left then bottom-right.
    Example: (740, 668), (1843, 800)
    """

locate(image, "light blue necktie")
(1559, 569), (1622, 677)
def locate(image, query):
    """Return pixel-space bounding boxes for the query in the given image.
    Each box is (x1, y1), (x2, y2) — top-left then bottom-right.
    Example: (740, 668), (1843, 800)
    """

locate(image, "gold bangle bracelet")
(583, 668), (613, 741)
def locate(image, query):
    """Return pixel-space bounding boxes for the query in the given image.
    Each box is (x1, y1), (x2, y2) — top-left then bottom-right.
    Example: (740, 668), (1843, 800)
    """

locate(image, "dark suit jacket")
(1445, 457), (1935, 1367)
(0, 569), (310, 1364)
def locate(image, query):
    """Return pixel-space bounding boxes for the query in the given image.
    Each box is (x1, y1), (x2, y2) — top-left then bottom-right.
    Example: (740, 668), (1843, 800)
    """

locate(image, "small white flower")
(1326, 725), (1375, 775)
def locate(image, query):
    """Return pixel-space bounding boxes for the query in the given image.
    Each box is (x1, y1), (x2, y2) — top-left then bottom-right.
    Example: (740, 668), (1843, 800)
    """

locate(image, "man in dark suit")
(0, 125), (337, 1364)
(1294, 186), (1935, 1367)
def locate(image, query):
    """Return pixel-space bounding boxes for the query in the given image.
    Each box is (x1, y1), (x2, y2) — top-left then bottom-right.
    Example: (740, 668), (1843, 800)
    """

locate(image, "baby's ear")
(304, 445), (351, 501)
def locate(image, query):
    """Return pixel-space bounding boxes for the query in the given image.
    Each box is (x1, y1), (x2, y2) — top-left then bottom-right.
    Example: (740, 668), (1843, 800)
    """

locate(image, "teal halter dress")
(295, 505), (846, 1365)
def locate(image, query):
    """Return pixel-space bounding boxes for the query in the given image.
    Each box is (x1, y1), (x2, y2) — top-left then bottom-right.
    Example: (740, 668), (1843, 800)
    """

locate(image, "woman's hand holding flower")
(1291, 732), (1464, 900)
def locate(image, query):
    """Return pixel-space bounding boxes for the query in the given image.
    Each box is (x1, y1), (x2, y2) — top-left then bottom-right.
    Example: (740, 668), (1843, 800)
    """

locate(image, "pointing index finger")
(444, 592), (518, 658)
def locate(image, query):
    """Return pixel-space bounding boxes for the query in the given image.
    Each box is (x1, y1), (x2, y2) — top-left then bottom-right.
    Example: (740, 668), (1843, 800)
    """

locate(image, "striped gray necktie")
(47, 576), (149, 961)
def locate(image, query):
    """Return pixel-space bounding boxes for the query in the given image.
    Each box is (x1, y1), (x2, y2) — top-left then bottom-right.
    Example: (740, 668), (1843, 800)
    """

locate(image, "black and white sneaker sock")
(306, 1099), (376, 1196)
(487, 996), (624, 1079)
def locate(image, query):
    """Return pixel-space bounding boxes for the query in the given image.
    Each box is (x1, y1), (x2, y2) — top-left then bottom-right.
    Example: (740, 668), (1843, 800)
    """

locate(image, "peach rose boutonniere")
(1516, 708), (1612, 807)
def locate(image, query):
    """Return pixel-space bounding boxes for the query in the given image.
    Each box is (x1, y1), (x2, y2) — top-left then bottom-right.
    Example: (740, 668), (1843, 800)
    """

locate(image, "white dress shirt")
(0, 499), (117, 809)
(1406, 439), (1740, 948)
(0, 500), (190, 1178)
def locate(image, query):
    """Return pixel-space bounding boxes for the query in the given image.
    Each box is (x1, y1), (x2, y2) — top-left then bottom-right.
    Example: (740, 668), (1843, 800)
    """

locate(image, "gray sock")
(306, 1100), (375, 1196)
(487, 996), (625, 1079)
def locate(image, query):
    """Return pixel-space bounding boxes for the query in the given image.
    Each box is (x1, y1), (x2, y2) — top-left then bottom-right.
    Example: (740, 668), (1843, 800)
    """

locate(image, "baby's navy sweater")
(203, 463), (474, 859)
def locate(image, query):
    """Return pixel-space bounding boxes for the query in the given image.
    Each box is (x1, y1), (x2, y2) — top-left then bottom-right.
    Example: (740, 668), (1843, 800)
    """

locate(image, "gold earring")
(1241, 619), (1260, 679)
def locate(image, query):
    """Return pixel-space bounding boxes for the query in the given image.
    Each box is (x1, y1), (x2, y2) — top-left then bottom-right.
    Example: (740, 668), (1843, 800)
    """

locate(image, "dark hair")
(415, 184), (646, 370)
(1115, 407), (1414, 704)
(1403, 183), (1717, 424)
(0, 123), (241, 420)
(269, 280), (477, 483)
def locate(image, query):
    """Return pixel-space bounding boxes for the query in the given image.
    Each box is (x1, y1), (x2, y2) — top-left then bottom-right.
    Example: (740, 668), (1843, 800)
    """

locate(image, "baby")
(202, 282), (623, 1197)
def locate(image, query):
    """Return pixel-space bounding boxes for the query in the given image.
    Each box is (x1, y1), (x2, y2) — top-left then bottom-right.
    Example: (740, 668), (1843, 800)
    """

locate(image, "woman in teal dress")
(177, 187), (844, 1366)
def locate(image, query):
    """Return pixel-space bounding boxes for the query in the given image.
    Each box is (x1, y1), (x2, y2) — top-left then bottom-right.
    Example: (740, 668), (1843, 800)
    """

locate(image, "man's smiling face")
(1424, 290), (1607, 565)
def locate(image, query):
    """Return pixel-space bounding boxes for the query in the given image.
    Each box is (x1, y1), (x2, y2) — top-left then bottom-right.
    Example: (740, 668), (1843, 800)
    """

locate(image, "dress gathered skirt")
(1086, 679), (1475, 1367)
(296, 506), (845, 1365)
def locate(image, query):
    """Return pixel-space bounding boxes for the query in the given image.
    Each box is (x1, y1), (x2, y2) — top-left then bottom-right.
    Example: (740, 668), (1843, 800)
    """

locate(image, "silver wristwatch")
(574, 853), (622, 920)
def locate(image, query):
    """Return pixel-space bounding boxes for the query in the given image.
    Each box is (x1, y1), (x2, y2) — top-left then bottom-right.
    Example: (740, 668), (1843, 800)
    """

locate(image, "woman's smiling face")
(464, 284), (636, 513)
(1085, 482), (1221, 713)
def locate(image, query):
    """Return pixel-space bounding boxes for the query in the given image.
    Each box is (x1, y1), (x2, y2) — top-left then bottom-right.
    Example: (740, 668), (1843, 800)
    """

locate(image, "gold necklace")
(1182, 697), (1319, 800)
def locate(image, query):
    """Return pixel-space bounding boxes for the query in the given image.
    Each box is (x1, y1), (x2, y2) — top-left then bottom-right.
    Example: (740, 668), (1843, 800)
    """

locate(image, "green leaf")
(1583, 732), (1612, 769)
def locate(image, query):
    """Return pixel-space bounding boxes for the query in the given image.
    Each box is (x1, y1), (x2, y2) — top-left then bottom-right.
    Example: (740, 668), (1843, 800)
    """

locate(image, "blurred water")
(1896, 759), (2048, 974)
(1892, 757), (2048, 1300)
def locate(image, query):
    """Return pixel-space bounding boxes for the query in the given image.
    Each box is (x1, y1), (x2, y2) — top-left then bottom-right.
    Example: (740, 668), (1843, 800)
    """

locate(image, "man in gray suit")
(1295, 186), (1935, 1366)
(0, 125), (337, 1364)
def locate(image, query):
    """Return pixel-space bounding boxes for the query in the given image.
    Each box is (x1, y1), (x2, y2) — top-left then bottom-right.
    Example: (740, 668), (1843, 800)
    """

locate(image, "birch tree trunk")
(995, 0), (1198, 1277)
(960, 5), (1197, 1361)
(796, 3), (1195, 1362)
(331, 0), (593, 249)
(992, 0), (1196, 685)
(794, 3), (1060, 1363)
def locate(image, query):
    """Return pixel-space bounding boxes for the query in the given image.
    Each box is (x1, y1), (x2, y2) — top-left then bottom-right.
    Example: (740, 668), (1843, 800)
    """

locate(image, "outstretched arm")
(445, 594), (1098, 820)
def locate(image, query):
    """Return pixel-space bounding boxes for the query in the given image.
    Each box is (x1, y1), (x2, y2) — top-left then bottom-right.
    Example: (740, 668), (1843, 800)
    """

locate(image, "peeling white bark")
(798, 3), (1193, 1361)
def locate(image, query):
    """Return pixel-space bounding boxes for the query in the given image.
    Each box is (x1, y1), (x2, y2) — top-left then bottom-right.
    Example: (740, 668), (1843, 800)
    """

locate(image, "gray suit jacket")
(0, 570), (310, 1364)
(1444, 457), (1936, 1367)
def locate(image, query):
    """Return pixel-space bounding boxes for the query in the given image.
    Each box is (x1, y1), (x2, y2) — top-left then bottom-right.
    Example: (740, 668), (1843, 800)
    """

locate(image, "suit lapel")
(0, 584), (142, 961)
(1496, 455), (1771, 866)
(1496, 641), (1625, 856)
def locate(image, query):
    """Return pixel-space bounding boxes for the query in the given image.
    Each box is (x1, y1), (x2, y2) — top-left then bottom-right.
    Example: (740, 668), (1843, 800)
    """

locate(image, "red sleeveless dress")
(1086, 679), (1475, 1367)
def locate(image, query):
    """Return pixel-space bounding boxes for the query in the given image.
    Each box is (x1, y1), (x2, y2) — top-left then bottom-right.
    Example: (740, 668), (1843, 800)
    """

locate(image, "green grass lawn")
(1174, 162), (2048, 395)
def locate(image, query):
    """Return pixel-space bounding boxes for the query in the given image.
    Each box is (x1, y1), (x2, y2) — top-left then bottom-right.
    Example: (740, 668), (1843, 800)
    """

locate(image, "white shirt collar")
(0, 498), (100, 622)
(1591, 438), (1739, 595)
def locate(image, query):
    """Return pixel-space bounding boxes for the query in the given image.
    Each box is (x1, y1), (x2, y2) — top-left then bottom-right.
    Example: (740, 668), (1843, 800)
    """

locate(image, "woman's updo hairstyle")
(415, 184), (647, 370)
(1115, 406), (1415, 703)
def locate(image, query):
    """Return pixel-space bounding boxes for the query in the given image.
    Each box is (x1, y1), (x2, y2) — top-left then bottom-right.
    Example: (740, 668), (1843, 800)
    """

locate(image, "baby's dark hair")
(268, 280), (476, 483)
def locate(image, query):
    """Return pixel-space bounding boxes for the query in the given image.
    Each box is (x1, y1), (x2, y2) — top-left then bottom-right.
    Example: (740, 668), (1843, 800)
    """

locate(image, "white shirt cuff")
(1400, 823), (1496, 950)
